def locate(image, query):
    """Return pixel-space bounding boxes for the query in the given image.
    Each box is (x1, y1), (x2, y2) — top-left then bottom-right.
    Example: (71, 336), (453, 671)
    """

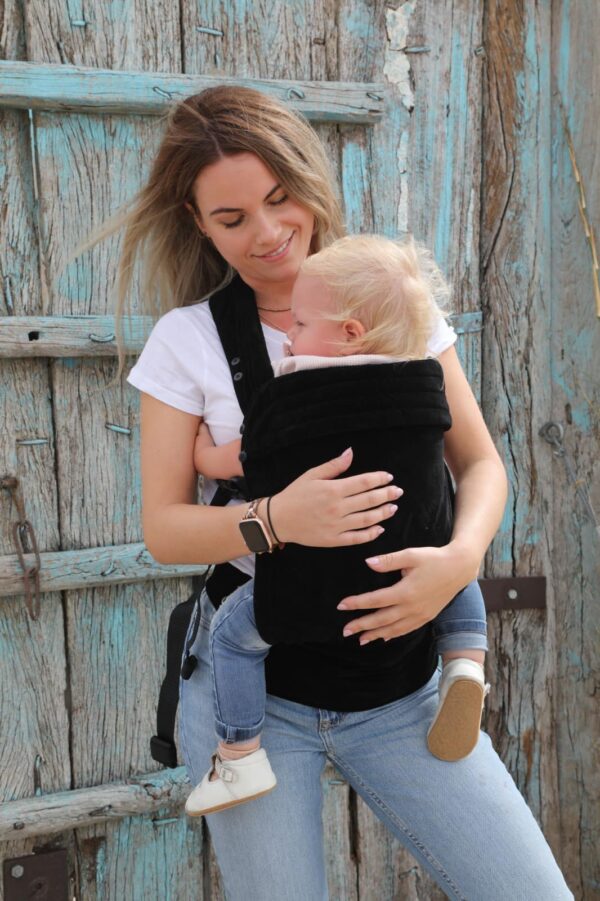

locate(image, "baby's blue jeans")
(208, 577), (488, 743)
(180, 582), (572, 900)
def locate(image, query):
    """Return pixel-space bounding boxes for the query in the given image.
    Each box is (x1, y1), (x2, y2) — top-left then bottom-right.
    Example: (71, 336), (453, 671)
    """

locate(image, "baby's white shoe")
(185, 747), (277, 816)
(427, 658), (490, 762)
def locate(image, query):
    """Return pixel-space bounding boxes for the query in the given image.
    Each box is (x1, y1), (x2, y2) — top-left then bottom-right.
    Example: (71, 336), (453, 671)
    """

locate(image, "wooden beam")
(0, 767), (189, 840)
(0, 61), (385, 124)
(0, 315), (152, 358)
(0, 312), (482, 358)
(0, 542), (207, 598)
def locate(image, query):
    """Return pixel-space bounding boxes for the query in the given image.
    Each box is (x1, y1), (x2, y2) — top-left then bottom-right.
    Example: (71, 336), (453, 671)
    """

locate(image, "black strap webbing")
(209, 273), (274, 414)
(150, 574), (206, 768)
(150, 273), (272, 768)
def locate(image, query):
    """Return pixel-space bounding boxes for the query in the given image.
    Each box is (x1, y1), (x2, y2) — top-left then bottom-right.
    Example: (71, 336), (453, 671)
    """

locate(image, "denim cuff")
(435, 630), (489, 654)
(215, 715), (265, 743)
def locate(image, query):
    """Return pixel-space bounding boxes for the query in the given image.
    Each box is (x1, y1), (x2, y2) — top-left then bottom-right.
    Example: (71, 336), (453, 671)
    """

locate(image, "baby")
(185, 235), (489, 817)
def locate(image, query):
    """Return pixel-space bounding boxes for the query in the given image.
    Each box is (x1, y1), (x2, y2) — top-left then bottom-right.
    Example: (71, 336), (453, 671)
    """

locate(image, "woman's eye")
(270, 194), (288, 206)
(223, 218), (243, 229)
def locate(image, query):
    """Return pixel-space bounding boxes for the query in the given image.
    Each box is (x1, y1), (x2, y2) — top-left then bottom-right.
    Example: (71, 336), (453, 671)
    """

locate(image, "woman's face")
(191, 153), (315, 292)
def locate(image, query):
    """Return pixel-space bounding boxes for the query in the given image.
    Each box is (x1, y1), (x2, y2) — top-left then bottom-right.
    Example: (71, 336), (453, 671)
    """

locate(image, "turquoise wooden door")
(1, 2), (597, 899)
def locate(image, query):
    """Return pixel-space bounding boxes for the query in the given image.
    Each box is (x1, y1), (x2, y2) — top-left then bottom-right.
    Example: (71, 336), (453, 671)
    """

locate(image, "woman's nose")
(254, 211), (281, 245)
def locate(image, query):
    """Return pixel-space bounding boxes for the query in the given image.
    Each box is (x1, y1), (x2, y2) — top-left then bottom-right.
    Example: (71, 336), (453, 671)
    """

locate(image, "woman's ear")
(185, 201), (206, 234)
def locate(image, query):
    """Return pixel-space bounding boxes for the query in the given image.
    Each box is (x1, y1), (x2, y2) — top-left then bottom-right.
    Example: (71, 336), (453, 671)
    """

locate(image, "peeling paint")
(383, 4), (415, 112)
(382, 3), (415, 235)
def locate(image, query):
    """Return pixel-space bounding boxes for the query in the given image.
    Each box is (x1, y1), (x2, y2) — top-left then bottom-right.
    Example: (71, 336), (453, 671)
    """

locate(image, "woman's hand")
(336, 541), (480, 644)
(268, 447), (403, 547)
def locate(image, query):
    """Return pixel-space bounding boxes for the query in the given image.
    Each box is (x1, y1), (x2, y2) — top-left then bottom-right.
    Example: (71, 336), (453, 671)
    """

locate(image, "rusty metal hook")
(1, 476), (42, 620)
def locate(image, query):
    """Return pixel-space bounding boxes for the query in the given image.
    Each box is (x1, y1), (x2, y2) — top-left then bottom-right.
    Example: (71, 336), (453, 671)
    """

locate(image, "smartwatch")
(239, 498), (276, 554)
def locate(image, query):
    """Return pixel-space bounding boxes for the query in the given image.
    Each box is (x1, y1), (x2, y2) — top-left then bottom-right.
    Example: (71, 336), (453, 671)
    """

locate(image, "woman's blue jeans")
(179, 583), (572, 901)
(208, 578), (488, 743)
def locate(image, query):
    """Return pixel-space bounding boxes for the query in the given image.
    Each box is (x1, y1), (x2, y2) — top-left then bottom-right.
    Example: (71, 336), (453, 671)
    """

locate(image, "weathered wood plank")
(481, 0), (562, 865)
(405, 1), (483, 314)
(0, 767), (190, 841)
(0, 315), (152, 357)
(20, 3), (206, 898)
(0, 10), (73, 899)
(0, 543), (206, 597)
(0, 311), (481, 357)
(0, 60), (385, 123)
(550, 2), (600, 897)
(322, 765), (358, 901)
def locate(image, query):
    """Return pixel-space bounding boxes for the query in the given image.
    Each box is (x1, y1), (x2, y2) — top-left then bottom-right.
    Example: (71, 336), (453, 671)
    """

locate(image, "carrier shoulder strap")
(150, 273), (273, 768)
(209, 272), (274, 412)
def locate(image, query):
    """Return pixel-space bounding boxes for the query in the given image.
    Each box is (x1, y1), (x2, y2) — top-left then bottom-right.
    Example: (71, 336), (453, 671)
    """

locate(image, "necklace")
(258, 310), (290, 332)
(256, 305), (291, 312)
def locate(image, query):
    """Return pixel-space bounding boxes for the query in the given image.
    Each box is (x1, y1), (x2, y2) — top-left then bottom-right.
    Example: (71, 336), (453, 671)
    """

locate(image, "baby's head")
(287, 234), (450, 358)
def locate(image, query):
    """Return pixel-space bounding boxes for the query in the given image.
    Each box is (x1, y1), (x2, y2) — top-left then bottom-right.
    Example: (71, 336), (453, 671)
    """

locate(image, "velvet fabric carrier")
(210, 275), (454, 710)
(240, 360), (455, 708)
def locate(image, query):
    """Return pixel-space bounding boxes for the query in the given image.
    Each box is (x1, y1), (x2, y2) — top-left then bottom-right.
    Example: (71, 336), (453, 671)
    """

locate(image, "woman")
(107, 86), (571, 898)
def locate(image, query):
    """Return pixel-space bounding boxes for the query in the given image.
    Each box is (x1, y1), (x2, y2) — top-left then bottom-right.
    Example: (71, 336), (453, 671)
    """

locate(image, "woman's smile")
(253, 232), (294, 261)
(192, 154), (315, 296)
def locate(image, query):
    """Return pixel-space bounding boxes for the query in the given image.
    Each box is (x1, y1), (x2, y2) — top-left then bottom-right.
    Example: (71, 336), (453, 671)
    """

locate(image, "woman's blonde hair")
(299, 234), (451, 359)
(69, 85), (345, 379)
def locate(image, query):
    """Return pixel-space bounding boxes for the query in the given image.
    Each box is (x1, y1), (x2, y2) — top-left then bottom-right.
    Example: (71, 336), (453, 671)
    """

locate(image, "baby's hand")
(194, 427), (243, 479)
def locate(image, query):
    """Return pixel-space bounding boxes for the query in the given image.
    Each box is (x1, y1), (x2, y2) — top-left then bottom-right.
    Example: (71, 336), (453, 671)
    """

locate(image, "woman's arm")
(141, 393), (403, 565)
(336, 346), (508, 643)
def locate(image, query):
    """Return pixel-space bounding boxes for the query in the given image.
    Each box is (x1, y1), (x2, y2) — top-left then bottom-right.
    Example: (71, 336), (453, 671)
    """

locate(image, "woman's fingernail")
(341, 447), (352, 457)
(343, 627), (353, 637)
(359, 637), (370, 646)
(337, 602), (348, 610)
(388, 504), (398, 514)
(375, 526), (385, 536)
(365, 556), (380, 565)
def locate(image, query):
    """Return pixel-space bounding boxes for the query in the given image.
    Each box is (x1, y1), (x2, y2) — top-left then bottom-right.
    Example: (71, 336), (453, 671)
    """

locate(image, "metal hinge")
(479, 576), (546, 613)
(3, 849), (68, 901)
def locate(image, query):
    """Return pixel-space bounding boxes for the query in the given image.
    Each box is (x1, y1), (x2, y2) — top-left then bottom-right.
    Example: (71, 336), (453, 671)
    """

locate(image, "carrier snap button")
(238, 451), (247, 463)
(230, 357), (240, 367)
(233, 372), (243, 382)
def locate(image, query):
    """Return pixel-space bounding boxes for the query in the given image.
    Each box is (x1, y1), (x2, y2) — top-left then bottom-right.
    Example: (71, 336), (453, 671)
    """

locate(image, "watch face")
(239, 519), (271, 554)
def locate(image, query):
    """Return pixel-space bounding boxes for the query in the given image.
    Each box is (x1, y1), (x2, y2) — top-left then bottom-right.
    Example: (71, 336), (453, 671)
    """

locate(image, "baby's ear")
(342, 318), (366, 340)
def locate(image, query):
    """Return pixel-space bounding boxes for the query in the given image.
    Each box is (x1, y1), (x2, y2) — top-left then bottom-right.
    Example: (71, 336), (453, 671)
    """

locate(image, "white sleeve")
(126, 309), (206, 416)
(427, 314), (457, 358)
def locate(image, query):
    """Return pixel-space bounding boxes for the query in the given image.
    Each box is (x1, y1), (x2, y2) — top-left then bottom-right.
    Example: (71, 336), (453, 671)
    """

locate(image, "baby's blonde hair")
(299, 234), (451, 359)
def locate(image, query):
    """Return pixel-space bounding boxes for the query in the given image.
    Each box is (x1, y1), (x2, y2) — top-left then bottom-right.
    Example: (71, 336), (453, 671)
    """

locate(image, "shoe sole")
(186, 783), (277, 817)
(427, 679), (484, 762)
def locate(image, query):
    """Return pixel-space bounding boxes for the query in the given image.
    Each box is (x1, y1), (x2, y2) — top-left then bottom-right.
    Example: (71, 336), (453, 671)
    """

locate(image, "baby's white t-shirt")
(126, 300), (457, 576)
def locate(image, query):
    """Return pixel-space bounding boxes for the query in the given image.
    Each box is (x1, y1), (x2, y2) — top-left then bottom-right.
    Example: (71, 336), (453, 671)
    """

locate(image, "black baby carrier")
(150, 274), (454, 764)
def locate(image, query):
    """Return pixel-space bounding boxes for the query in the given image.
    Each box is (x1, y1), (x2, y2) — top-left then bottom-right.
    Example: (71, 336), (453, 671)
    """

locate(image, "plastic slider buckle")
(150, 735), (178, 768)
(180, 654), (198, 680)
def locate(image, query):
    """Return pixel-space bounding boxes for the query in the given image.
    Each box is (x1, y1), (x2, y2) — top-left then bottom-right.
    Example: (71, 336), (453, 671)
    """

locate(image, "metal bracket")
(3, 849), (68, 901)
(479, 577), (546, 613)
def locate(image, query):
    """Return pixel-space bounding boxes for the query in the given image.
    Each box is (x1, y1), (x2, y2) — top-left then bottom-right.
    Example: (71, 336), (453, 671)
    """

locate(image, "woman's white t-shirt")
(126, 300), (457, 576)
